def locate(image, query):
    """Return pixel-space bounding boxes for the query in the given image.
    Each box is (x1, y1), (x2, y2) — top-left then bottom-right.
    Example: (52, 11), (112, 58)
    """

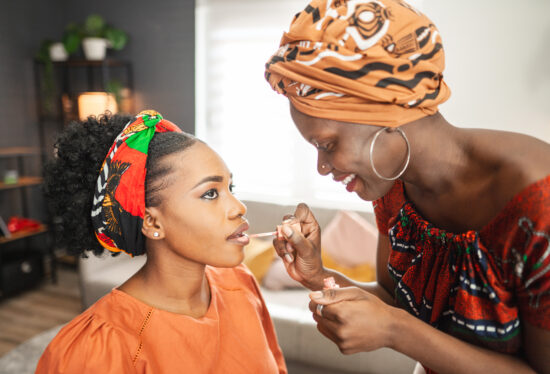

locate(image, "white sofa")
(79, 200), (415, 374)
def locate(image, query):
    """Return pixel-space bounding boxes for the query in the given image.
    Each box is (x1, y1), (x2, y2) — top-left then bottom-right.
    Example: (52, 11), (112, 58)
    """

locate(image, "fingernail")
(282, 217), (295, 224)
(282, 225), (293, 237)
(310, 291), (323, 299)
(284, 253), (293, 262)
(286, 242), (293, 252)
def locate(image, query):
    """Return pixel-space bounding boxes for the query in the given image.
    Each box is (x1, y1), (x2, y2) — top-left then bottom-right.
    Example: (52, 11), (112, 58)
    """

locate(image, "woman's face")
(290, 104), (400, 201)
(147, 142), (249, 267)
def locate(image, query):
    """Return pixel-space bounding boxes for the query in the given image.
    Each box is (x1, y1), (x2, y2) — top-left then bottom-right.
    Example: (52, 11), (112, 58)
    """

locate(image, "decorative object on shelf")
(35, 24), (81, 115)
(48, 42), (68, 62)
(78, 92), (118, 120)
(3, 169), (19, 184)
(0, 147), (55, 295)
(6, 216), (42, 234)
(35, 59), (134, 126)
(80, 14), (128, 61)
(82, 37), (108, 61)
(0, 216), (11, 238)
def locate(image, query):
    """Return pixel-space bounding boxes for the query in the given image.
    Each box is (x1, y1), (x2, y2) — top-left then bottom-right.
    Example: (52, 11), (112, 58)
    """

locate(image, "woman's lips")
(227, 235), (250, 245)
(345, 176), (358, 192)
(333, 173), (358, 192)
(227, 222), (250, 245)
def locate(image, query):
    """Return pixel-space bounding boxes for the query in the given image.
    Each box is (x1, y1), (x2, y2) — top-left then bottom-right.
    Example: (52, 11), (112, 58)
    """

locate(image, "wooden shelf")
(52, 59), (130, 68)
(0, 147), (41, 158)
(0, 177), (43, 190)
(0, 224), (48, 244)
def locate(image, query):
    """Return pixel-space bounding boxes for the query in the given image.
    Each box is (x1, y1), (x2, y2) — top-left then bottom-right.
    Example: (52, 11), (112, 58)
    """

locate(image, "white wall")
(195, 0), (550, 212)
(422, 0), (550, 142)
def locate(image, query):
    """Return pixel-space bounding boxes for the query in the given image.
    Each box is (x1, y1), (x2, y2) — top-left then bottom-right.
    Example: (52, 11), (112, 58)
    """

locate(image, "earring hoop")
(369, 127), (410, 181)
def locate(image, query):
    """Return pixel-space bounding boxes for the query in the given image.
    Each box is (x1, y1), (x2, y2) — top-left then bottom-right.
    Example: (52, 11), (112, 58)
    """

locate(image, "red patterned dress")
(374, 175), (550, 372)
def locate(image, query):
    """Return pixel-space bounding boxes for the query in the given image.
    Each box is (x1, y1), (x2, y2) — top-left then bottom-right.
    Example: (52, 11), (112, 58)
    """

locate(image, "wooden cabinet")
(0, 147), (54, 298)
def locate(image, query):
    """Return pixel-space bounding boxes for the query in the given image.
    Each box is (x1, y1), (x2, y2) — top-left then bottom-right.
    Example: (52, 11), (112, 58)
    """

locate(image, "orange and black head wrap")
(91, 110), (182, 256)
(265, 0), (450, 127)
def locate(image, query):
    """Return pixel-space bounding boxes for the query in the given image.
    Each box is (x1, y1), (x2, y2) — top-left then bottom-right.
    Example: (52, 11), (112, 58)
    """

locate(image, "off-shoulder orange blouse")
(36, 264), (287, 373)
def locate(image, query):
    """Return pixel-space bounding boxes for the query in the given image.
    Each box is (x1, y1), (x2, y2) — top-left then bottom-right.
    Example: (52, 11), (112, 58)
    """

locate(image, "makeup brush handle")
(248, 231), (277, 238)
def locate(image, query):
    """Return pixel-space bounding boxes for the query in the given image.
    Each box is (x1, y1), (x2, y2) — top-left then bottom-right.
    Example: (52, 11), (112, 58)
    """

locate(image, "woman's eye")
(229, 183), (235, 194)
(201, 189), (219, 200)
(313, 140), (331, 152)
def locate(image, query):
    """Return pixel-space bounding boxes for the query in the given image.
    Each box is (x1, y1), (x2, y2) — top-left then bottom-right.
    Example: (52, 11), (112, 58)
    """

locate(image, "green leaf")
(84, 14), (105, 37)
(104, 28), (127, 50)
(62, 33), (80, 54)
(36, 39), (54, 63)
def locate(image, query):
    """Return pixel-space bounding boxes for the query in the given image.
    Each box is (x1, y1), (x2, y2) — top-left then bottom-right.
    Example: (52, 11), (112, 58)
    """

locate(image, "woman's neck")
(119, 246), (211, 317)
(399, 113), (474, 197)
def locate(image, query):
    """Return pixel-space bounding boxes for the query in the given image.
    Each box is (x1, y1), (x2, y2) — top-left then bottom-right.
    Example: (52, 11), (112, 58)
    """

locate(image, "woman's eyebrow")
(192, 175), (224, 189)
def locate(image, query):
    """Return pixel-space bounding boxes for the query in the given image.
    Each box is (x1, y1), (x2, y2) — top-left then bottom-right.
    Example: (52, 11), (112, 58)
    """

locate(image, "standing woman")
(264, 1), (550, 373)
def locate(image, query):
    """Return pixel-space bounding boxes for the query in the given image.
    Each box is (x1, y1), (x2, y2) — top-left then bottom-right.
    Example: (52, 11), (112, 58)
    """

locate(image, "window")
(196, 0), (383, 212)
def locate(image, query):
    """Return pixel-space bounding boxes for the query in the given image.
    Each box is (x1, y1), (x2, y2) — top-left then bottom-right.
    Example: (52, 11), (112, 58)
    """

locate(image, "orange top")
(36, 265), (287, 374)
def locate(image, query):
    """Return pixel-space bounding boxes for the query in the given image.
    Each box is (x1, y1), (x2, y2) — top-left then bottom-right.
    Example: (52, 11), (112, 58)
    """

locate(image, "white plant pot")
(49, 42), (68, 61)
(82, 37), (108, 61)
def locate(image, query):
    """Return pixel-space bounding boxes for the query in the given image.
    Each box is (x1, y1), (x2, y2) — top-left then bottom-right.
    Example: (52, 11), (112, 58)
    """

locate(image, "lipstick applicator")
(248, 231), (277, 238)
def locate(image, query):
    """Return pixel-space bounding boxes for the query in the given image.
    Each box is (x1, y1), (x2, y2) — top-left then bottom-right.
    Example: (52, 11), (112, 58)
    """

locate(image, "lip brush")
(248, 231), (277, 238)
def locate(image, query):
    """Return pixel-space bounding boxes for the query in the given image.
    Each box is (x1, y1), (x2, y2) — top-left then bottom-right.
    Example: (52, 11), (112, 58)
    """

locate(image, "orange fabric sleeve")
(35, 313), (134, 374)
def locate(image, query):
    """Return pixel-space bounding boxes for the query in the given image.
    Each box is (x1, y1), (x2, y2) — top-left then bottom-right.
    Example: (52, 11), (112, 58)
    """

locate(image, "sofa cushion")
(79, 255), (146, 308)
(322, 210), (378, 268)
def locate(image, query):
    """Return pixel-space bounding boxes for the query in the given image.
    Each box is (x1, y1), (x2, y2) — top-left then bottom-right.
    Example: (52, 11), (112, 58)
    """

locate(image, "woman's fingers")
(272, 203), (325, 285)
(280, 222), (316, 257)
(309, 286), (366, 305)
(295, 203), (318, 227)
(272, 237), (293, 263)
(309, 300), (341, 322)
(314, 315), (342, 344)
(307, 287), (394, 353)
(294, 203), (321, 239)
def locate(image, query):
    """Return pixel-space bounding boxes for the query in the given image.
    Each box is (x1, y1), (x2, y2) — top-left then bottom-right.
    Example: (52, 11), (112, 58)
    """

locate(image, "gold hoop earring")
(369, 127), (410, 181)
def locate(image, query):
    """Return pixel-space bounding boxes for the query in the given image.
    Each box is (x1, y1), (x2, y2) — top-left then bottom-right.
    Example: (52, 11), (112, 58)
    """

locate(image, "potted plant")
(81, 14), (128, 61)
(36, 25), (81, 115)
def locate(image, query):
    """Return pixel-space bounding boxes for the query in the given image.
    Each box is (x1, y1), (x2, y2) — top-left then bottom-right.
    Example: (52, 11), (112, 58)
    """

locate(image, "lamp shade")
(78, 92), (118, 120)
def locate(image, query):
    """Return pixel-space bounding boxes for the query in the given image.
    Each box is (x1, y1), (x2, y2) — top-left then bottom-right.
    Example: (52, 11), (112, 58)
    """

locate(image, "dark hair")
(43, 113), (197, 257)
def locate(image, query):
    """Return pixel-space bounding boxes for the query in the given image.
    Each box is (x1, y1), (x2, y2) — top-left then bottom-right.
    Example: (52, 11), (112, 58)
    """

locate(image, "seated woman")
(36, 110), (287, 373)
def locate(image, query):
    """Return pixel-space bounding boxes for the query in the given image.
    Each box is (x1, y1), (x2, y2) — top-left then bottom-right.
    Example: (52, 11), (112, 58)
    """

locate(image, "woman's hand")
(308, 286), (397, 354)
(272, 203), (325, 289)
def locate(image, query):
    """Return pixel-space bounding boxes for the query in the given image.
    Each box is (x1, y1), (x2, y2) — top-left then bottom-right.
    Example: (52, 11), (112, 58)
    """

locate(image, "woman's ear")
(142, 208), (164, 239)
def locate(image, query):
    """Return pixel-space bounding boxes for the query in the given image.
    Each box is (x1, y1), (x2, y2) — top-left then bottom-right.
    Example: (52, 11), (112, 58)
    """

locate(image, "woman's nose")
(228, 194), (247, 219)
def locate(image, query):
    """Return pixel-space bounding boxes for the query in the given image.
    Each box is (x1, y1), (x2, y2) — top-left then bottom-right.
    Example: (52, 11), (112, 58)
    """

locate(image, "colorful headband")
(91, 110), (182, 256)
(265, 0), (451, 127)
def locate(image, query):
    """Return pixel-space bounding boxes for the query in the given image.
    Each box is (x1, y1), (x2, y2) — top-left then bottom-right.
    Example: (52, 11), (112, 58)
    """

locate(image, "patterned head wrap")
(265, 0), (450, 127)
(91, 110), (182, 256)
